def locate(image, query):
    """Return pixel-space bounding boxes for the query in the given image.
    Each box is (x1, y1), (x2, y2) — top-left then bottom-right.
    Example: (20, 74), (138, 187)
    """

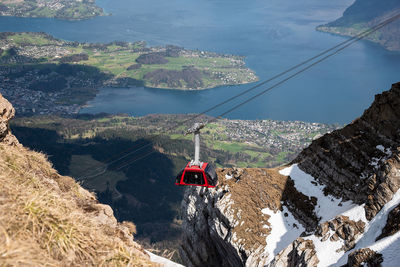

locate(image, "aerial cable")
(79, 12), (400, 178)
(210, 13), (400, 122)
(79, 20), (381, 179)
(81, 12), (400, 177)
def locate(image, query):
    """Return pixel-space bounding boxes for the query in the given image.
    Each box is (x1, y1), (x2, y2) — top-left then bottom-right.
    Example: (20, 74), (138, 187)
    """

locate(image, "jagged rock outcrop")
(295, 82), (400, 219)
(180, 83), (400, 266)
(316, 215), (365, 252)
(0, 93), (19, 146)
(180, 168), (287, 267)
(180, 167), (321, 266)
(376, 203), (400, 241)
(180, 186), (246, 267)
(346, 248), (383, 267)
(270, 238), (319, 267)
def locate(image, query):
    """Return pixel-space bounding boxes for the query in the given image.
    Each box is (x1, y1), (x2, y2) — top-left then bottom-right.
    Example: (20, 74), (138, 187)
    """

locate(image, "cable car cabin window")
(183, 171), (204, 185)
(205, 164), (218, 186)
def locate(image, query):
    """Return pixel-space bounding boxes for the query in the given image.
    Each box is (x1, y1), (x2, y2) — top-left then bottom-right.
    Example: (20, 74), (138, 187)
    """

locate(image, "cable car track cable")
(79, 12), (400, 179)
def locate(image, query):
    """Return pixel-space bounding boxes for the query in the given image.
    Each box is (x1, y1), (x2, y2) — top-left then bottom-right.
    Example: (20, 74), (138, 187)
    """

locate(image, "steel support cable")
(78, 22), (387, 179)
(212, 20), (400, 121)
(103, 12), (400, 173)
(78, 139), (153, 179)
(80, 13), (400, 178)
(79, 21), (383, 179)
(81, 147), (155, 184)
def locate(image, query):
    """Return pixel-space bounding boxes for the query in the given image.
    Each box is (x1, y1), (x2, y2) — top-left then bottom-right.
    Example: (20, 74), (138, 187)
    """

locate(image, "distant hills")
(317, 0), (400, 51)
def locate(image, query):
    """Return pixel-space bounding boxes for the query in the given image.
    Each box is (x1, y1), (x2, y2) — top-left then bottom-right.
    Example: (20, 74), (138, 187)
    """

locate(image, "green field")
(69, 46), (257, 89)
(3, 32), (258, 90)
(6, 32), (59, 46)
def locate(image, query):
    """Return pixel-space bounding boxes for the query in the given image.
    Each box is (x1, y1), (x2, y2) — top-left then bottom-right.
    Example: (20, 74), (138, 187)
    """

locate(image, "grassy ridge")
(0, 142), (153, 266)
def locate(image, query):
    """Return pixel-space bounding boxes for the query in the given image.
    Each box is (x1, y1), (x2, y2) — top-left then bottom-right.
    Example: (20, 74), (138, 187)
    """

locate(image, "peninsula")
(0, 0), (104, 20)
(0, 32), (258, 115)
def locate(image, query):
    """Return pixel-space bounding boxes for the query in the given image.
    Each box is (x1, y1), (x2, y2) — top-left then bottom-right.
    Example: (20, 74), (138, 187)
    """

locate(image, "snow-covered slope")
(146, 250), (185, 267)
(180, 83), (400, 266)
(272, 165), (400, 267)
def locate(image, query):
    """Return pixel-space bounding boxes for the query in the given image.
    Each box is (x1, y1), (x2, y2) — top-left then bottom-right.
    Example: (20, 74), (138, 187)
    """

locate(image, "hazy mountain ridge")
(180, 82), (400, 266)
(317, 0), (400, 51)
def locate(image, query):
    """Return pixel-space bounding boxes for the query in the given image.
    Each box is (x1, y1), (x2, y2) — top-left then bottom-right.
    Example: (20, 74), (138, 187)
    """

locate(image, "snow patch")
(376, 145), (392, 156)
(335, 189), (400, 266)
(146, 250), (184, 267)
(376, 145), (385, 152)
(360, 172), (370, 180)
(341, 204), (368, 223)
(370, 145), (392, 169)
(307, 229), (346, 267)
(261, 206), (305, 264)
(225, 174), (233, 180)
(303, 188), (400, 267)
(368, 232), (400, 267)
(301, 205), (366, 266)
(279, 164), (361, 223)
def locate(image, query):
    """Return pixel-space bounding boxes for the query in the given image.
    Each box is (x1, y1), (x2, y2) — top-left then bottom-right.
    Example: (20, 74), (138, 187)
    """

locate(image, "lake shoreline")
(0, 31), (258, 116)
(1, 0), (399, 124)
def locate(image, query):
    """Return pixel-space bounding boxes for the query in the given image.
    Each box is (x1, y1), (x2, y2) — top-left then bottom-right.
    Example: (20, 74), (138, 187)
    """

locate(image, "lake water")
(1, 0), (399, 124)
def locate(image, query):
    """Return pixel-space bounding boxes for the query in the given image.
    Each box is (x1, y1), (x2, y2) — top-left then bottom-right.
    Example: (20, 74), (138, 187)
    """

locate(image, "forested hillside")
(317, 0), (400, 51)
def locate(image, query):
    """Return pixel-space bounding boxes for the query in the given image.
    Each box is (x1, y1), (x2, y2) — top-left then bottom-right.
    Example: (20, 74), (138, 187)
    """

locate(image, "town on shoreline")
(0, 0), (104, 20)
(0, 32), (258, 116)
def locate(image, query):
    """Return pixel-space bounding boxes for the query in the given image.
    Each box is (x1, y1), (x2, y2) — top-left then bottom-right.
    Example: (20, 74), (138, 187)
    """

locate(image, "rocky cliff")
(0, 94), (19, 146)
(180, 82), (400, 266)
(0, 92), (158, 266)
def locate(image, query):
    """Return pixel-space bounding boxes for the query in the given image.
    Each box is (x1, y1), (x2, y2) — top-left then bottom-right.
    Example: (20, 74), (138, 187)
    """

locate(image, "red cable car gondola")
(175, 123), (218, 188)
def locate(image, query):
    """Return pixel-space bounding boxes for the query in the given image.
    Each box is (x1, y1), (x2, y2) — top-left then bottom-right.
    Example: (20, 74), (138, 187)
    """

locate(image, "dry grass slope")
(0, 142), (155, 266)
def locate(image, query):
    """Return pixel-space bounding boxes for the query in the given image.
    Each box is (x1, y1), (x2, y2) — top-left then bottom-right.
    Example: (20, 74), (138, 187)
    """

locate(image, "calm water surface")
(1, 0), (399, 123)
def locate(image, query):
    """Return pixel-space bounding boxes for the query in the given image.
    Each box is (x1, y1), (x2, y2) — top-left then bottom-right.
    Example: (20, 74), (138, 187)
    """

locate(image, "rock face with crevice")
(0, 93), (19, 146)
(270, 238), (319, 267)
(295, 82), (400, 220)
(346, 248), (383, 267)
(180, 166), (323, 266)
(180, 83), (400, 266)
(180, 168), (290, 267)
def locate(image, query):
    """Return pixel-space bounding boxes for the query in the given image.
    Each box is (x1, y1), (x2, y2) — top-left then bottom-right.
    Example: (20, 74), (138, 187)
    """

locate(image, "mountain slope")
(0, 93), (156, 265)
(317, 0), (400, 51)
(180, 82), (400, 266)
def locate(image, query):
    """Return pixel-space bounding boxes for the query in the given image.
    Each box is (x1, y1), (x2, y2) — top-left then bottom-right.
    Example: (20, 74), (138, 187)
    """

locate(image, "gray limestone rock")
(0, 93), (19, 146)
